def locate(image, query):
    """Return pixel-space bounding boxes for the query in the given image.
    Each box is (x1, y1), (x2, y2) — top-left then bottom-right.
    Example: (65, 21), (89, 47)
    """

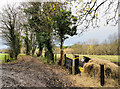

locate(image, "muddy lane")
(2, 56), (73, 87)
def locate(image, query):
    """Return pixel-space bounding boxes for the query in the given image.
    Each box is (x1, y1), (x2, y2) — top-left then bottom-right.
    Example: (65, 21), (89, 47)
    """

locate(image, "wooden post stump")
(100, 64), (104, 86)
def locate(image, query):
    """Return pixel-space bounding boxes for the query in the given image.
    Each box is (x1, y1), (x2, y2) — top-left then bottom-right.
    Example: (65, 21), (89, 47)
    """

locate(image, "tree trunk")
(39, 48), (43, 56)
(46, 39), (54, 63)
(37, 42), (43, 57)
(38, 46), (43, 57)
(60, 38), (64, 65)
(32, 46), (36, 56)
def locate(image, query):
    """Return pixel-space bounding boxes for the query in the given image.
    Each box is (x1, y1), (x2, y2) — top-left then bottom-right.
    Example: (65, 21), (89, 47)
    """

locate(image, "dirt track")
(1, 55), (82, 88)
(2, 55), (119, 88)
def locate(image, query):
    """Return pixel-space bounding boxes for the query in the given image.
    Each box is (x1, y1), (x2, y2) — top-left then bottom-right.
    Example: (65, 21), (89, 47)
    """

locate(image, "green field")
(0, 53), (119, 62)
(55, 54), (119, 62)
(0, 53), (10, 61)
(0, 53), (26, 62)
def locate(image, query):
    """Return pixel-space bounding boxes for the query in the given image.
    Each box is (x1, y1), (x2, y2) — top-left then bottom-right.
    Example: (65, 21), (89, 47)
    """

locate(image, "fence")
(4, 55), (10, 62)
(64, 54), (105, 86)
(64, 54), (79, 75)
(53, 54), (105, 86)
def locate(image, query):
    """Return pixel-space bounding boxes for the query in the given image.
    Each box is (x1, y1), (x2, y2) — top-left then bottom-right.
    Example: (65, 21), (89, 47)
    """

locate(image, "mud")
(1, 55), (77, 88)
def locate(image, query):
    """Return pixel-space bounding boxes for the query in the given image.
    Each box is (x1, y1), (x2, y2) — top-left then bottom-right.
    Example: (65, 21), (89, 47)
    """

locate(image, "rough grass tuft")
(83, 58), (119, 86)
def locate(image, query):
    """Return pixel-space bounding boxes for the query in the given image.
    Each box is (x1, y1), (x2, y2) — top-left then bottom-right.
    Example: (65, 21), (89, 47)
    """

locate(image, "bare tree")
(64, 0), (119, 33)
(0, 4), (23, 59)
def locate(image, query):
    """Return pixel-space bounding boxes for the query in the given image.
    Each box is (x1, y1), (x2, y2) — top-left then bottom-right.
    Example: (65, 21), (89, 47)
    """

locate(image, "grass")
(37, 55), (59, 65)
(55, 54), (119, 62)
(78, 55), (119, 62)
(0, 53), (26, 62)
(1, 53), (119, 63)
(37, 56), (48, 63)
(0, 53), (10, 61)
(17, 54), (26, 59)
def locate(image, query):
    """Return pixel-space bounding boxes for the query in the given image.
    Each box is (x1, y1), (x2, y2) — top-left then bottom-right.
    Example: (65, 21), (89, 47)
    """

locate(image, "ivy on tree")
(52, 8), (78, 65)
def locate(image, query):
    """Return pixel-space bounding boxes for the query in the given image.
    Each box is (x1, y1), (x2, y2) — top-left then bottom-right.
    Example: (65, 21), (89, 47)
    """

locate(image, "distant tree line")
(70, 33), (119, 55)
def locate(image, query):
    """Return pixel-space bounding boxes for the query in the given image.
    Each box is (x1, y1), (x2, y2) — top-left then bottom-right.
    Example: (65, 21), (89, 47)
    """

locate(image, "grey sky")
(0, 0), (118, 49)
(64, 25), (118, 46)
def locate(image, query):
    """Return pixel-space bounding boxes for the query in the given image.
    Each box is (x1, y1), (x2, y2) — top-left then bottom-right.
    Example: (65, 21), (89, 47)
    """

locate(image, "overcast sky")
(0, 0), (118, 49)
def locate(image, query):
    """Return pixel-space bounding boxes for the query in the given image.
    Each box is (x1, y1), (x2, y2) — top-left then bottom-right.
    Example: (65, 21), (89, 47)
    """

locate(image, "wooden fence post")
(100, 64), (104, 86)
(72, 59), (75, 75)
(70, 59), (72, 74)
(64, 54), (66, 66)
(74, 55), (79, 74)
(5, 55), (6, 62)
